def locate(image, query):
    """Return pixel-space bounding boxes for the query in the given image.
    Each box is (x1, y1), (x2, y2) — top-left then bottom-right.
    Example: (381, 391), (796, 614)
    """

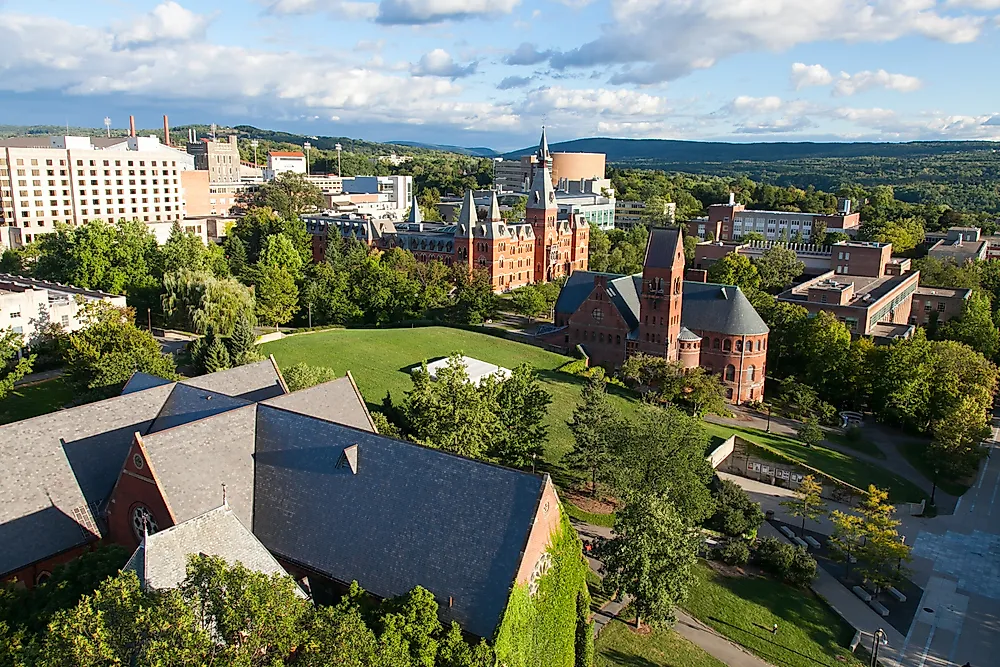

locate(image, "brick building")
(689, 194), (861, 242)
(304, 130), (589, 292)
(545, 227), (769, 404)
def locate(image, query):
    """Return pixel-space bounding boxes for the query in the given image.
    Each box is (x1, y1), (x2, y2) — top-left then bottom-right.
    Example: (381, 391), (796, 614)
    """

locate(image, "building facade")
(185, 135), (241, 184)
(0, 273), (127, 344)
(545, 227), (769, 404)
(911, 286), (972, 326)
(690, 194), (861, 243)
(0, 135), (194, 246)
(616, 199), (676, 230)
(264, 151), (306, 180)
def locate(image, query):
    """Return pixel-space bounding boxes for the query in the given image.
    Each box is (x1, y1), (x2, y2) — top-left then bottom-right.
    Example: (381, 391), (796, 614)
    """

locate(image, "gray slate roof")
(261, 375), (375, 432)
(147, 383), (253, 434)
(120, 372), (172, 395)
(644, 227), (682, 269)
(141, 405), (257, 526)
(680, 282), (770, 336)
(253, 404), (545, 639)
(0, 384), (174, 577)
(125, 505), (302, 595)
(181, 359), (286, 402)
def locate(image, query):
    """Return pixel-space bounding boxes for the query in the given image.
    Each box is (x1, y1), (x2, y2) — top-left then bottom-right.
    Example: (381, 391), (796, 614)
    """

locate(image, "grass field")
(703, 422), (927, 504)
(595, 618), (726, 667)
(262, 327), (642, 473)
(684, 562), (863, 667)
(824, 430), (886, 460)
(898, 439), (971, 497)
(0, 378), (75, 425)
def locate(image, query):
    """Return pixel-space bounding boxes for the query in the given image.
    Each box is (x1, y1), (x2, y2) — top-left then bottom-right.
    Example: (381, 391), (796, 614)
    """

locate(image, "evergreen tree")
(225, 234), (248, 277)
(564, 376), (620, 497)
(226, 313), (260, 366)
(202, 335), (232, 373)
(487, 364), (552, 469)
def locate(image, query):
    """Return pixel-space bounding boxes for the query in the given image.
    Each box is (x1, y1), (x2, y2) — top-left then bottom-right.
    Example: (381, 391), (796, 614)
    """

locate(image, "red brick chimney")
(162, 115), (170, 146)
(129, 115), (136, 137)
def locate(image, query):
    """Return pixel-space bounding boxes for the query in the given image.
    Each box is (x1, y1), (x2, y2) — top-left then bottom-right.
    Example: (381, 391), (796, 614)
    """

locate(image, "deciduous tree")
(486, 364), (551, 469)
(282, 363), (338, 392)
(0, 332), (33, 401)
(706, 479), (765, 538)
(753, 245), (805, 291)
(706, 253), (761, 291)
(780, 474), (826, 537)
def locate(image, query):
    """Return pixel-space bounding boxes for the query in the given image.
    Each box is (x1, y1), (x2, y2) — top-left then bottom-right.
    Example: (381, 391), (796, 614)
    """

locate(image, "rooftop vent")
(337, 444), (359, 475)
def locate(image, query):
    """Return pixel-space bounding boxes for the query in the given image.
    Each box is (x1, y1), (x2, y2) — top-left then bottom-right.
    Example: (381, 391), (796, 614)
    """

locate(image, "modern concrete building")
(494, 157), (530, 193)
(616, 199), (676, 230)
(0, 273), (127, 343)
(495, 130), (607, 194)
(556, 179), (616, 231)
(185, 135), (241, 184)
(0, 134), (194, 246)
(690, 194), (861, 242)
(549, 152), (606, 186)
(927, 227), (988, 263)
(263, 151), (306, 180)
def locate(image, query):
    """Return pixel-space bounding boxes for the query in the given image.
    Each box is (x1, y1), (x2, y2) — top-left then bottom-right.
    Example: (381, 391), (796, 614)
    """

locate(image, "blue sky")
(2, 0), (999, 150)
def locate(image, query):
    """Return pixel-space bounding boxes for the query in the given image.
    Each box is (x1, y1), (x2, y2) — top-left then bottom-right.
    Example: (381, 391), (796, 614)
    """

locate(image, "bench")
(793, 536), (808, 548)
(869, 600), (890, 617)
(852, 586), (872, 603)
(780, 525), (796, 539)
(804, 536), (821, 549)
(888, 587), (907, 602)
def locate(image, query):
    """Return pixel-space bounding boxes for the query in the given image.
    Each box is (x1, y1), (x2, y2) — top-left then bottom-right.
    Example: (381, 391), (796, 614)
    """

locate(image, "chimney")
(129, 115), (136, 137)
(163, 115), (170, 147)
(728, 192), (736, 206)
(685, 268), (708, 283)
(193, 128), (198, 142)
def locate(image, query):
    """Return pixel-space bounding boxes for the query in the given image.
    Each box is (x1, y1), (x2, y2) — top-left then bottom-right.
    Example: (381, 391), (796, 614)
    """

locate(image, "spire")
(527, 157), (556, 211)
(488, 191), (502, 221)
(538, 126), (551, 163)
(407, 194), (422, 224)
(458, 189), (478, 235)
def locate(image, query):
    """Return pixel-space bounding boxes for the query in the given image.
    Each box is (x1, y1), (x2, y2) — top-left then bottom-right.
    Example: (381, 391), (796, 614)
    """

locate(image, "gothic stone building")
(304, 129), (589, 292)
(546, 227), (769, 404)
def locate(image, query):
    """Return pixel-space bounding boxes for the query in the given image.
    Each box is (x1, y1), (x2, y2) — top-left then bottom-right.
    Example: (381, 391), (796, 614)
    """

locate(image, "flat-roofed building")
(264, 151), (306, 180)
(927, 227), (989, 263)
(0, 273), (127, 343)
(616, 199), (676, 230)
(910, 286), (972, 326)
(697, 194), (861, 242)
(185, 135), (241, 184)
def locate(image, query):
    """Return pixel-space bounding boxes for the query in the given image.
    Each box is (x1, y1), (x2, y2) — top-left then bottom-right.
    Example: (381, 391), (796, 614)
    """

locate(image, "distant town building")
(263, 151), (306, 180)
(185, 134), (241, 184)
(492, 134), (607, 195)
(0, 273), (126, 344)
(616, 199), (676, 230)
(926, 227), (989, 263)
(303, 174), (412, 222)
(543, 227), (769, 404)
(911, 286), (972, 326)
(689, 194), (861, 242)
(0, 131), (193, 246)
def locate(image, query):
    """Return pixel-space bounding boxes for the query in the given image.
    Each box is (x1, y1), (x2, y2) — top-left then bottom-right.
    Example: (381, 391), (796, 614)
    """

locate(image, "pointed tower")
(527, 128), (559, 283)
(407, 194), (422, 224)
(636, 227), (685, 361)
(454, 189), (477, 273)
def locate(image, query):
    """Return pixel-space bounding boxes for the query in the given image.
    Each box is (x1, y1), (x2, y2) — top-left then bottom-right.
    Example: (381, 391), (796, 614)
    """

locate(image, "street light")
(250, 139), (259, 167)
(930, 466), (939, 506)
(303, 141), (312, 175)
(335, 143), (342, 177)
(766, 404), (772, 433)
(870, 628), (887, 667)
(104, 116), (112, 138)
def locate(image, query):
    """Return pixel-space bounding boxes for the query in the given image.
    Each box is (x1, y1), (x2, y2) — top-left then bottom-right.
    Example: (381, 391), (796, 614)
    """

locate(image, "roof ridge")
(144, 400), (256, 440)
(0, 381), (175, 433)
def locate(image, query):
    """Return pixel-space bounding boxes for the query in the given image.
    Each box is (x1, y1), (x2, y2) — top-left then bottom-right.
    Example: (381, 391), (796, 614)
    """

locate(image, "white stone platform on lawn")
(421, 356), (511, 386)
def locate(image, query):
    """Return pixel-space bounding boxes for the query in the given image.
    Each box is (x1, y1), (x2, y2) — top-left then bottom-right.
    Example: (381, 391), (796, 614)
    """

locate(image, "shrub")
(753, 537), (817, 586)
(786, 547), (818, 587)
(719, 540), (750, 566)
(706, 479), (765, 538)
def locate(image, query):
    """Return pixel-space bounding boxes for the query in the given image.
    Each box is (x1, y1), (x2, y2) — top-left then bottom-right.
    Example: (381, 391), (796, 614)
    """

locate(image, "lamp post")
(930, 466), (939, 506)
(766, 404), (772, 433)
(303, 141), (311, 175)
(870, 628), (887, 667)
(104, 116), (112, 138)
(250, 139), (259, 167)
(335, 143), (342, 177)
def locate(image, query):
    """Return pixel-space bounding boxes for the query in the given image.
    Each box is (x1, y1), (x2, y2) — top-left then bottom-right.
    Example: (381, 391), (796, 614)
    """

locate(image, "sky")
(2, 0), (1000, 150)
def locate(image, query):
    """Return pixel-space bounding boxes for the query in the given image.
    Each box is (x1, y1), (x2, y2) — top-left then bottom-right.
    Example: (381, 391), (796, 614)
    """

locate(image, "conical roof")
(538, 126), (551, 162)
(457, 190), (478, 235)
(488, 191), (502, 221)
(407, 195), (422, 224)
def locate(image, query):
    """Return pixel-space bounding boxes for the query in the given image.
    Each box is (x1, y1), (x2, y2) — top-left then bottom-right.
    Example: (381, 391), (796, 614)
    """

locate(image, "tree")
(928, 395), (992, 480)
(871, 217), (925, 254)
(487, 364), (552, 469)
(753, 245), (805, 292)
(226, 313), (262, 366)
(828, 510), (866, 580)
(564, 376), (621, 497)
(64, 302), (177, 397)
(201, 334), (232, 373)
(161, 221), (208, 274)
(237, 171), (324, 224)
(598, 492), (698, 630)
(741, 231), (766, 243)
(706, 479), (765, 538)
(511, 284), (547, 322)
(780, 474), (826, 537)
(161, 270), (256, 336)
(796, 418), (824, 448)
(679, 367), (729, 417)
(939, 289), (999, 360)
(260, 233), (304, 277)
(451, 269), (498, 325)
(224, 234), (248, 277)
(230, 207), (310, 265)
(706, 253), (761, 291)
(588, 225), (611, 272)
(683, 234), (698, 265)
(282, 363), (338, 392)
(853, 485), (912, 594)
(249, 264), (299, 329)
(0, 332), (34, 401)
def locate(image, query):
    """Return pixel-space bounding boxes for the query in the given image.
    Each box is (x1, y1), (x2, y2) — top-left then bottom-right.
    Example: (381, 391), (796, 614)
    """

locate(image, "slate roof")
(147, 383), (253, 434)
(253, 404), (546, 639)
(0, 384), (174, 577)
(260, 374), (375, 432)
(644, 227), (682, 269)
(125, 505), (303, 595)
(141, 405), (257, 526)
(553, 271), (620, 316)
(680, 282), (770, 336)
(181, 359), (286, 402)
(121, 372), (172, 395)
(678, 327), (702, 342)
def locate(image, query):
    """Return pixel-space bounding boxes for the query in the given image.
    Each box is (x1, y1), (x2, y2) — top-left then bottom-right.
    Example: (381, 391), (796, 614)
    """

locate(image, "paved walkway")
(12, 368), (62, 386)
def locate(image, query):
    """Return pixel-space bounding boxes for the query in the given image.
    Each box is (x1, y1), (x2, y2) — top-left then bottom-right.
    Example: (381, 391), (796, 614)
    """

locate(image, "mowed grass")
(595, 618), (726, 667)
(685, 563), (863, 667)
(703, 422), (927, 504)
(262, 327), (641, 470)
(0, 377), (75, 425)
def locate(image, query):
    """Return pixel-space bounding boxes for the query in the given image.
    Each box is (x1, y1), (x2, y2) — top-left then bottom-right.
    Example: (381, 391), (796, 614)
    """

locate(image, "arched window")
(725, 365), (736, 382)
(749, 366), (756, 381)
(723, 339), (732, 352)
(713, 338), (720, 349)
(726, 388), (734, 399)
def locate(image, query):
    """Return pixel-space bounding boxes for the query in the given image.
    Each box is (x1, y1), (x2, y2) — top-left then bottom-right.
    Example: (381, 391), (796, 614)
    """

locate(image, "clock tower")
(527, 127), (561, 282)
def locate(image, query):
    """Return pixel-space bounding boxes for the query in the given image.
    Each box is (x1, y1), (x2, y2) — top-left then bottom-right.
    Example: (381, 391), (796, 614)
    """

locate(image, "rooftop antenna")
(104, 117), (111, 138)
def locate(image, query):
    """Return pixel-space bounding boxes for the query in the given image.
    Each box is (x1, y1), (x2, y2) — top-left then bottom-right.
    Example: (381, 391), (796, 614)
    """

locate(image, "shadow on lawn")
(598, 649), (660, 667)
(706, 616), (844, 667)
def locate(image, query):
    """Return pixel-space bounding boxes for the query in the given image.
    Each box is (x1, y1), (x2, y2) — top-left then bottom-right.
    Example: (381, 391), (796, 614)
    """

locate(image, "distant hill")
(391, 141), (500, 158)
(502, 137), (1000, 163)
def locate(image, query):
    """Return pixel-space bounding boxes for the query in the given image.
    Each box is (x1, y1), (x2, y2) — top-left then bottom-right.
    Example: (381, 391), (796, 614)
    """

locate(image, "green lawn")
(684, 563), (863, 667)
(898, 439), (971, 497)
(565, 503), (616, 528)
(595, 618), (726, 667)
(262, 327), (642, 472)
(824, 430), (886, 460)
(0, 378), (75, 425)
(703, 422), (927, 504)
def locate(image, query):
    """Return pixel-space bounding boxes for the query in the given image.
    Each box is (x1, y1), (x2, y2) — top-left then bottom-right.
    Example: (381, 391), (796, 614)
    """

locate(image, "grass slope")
(703, 422), (927, 504)
(261, 327), (641, 472)
(0, 378), (74, 425)
(685, 563), (863, 667)
(595, 618), (726, 667)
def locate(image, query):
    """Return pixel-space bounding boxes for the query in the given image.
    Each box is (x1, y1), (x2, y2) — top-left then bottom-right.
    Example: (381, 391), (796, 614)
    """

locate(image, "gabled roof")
(124, 505), (302, 595)
(181, 359), (287, 402)
(261, 374), (375, 433)
(644, 227), (683, 270)
(147, 383), (253, 434)
(141, 405), (257, 526)
(121, 372), (172, 395)
(681, 282), (769, 336)
(0, 384), (174, 577)
(488, 191), (502, 222)
(253, 404), (546, 639)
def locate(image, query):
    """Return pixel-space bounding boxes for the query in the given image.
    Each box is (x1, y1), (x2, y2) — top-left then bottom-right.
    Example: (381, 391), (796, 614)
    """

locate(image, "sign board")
(752, 462), (761, 472)
(761, 465), (772, 476)
(777, 469), (790, 480)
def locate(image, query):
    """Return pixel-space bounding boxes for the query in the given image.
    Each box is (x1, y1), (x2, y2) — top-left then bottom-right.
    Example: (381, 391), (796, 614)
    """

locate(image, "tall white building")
(0, 135), (193, 247)
(263, 151), (307, 180)
(0, 273), (127, 344)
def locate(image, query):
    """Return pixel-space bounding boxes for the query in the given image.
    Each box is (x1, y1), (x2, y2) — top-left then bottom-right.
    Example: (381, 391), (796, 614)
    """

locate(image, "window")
(130, 504), (158, 540)
(591, 307), (604, 322)
(725, 365), (736, 381)
(61, 314), (70, 326)
(713, 338), (720, 349)
(937, 302), (946, 312)
(736, 340), (743, 352)
(723, 339), (732, 352)
(749, 366), (756, 381)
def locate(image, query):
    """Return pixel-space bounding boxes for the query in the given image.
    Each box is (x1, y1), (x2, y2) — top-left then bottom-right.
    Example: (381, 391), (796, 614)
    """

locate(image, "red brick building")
(546, 227), (769, 404)
(304, 129), (588, 292)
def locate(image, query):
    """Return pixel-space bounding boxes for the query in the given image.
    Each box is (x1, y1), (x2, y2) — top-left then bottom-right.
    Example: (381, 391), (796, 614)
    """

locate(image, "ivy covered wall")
(493, 513), (593, 667)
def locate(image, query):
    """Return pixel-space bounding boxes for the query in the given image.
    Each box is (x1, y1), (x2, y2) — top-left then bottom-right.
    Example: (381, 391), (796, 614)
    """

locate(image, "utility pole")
(147, 308), (152, 332)
(308, 302), (313, 329)
(104, 116), (112, 138)
(250, 139), (259, 167)
(304, 141), (312, 175)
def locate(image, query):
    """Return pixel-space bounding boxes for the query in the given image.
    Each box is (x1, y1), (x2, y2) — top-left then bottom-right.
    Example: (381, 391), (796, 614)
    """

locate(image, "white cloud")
(264, 0), (379, 20)
(114, 1), (211, 48)
(833, 69), (923, 95)
(946, 0), (1000, 8)
(376, 0), (520, 24)
(520, 86), (670, 117)
(790, 62), (833, 89)
(497, 75), (533, 89)
(730, 95), (784, 114)
(546, 0), (985, 84)
(735, 117), (815, 134)
(834, 107), (898, 124)
(411, 48), (477, 78)
(503, 42), (552, 65)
